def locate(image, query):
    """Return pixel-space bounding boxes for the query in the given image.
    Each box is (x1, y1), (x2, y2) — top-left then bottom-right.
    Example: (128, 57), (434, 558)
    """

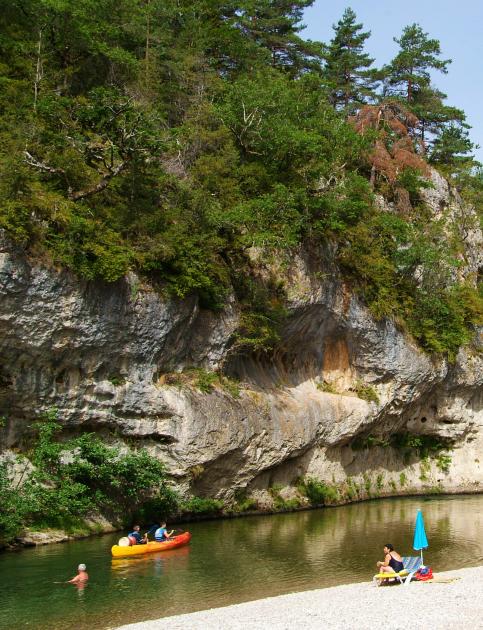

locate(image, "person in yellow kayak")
(128, 525), (148, 545)
(154, 522), (175, 542)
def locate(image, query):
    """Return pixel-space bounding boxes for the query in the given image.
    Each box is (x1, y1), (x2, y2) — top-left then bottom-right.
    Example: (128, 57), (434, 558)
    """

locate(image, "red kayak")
(111, 532), (191, 557)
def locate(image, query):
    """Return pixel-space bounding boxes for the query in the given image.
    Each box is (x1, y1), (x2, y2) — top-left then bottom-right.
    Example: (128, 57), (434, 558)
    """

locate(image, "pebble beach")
(116, 565), (483, 630)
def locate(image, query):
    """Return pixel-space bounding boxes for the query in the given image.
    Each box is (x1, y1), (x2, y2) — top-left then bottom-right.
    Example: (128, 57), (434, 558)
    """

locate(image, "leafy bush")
(181, 497), (224, 515)
(317, 380), (338, 394)
(436, 453), (452, 473)
(345, 477), (360, 500)
(298, 477), (339, 505)
(351, 434), (389, 450)
(419, 457), (431, 482)
(391, 433), (452, 457)
(376, 473), (384, 490)
(0, 410), (176, 546)
(160, 368), (241, 397)
(232, 497), (257, 513)
(352, 381), (380, 404)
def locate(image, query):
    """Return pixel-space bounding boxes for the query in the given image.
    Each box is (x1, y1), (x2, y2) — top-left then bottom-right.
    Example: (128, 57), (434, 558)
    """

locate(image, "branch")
(24, 151), (65, 175)
(68, 158), (130, 201)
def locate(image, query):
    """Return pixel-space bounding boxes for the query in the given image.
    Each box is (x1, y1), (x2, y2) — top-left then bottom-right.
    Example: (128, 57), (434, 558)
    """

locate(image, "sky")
(302, 0), (483, 162)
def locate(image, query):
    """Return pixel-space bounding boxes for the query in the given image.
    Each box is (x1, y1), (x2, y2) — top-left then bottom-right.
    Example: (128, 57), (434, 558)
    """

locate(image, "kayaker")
(376, 544), (404, 574)
(154, 522), (174, 542)
(68, 564), (89, 584)
(128, 525), (148, 545)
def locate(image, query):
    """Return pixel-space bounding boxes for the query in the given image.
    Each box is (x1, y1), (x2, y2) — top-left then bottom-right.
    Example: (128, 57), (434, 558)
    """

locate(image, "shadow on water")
(2, 495), (483, 629)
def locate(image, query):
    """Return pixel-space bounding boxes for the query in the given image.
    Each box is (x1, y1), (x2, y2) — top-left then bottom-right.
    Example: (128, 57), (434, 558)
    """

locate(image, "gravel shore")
(116, 565), (483, 630)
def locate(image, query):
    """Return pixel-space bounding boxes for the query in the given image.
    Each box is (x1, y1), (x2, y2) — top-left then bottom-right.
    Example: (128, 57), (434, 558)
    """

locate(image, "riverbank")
(10, 486), (483, 550)
(116, 565), (483, 630)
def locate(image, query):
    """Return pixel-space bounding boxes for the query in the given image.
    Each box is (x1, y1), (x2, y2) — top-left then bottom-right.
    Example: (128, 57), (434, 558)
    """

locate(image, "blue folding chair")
(373, 556), (422, 586)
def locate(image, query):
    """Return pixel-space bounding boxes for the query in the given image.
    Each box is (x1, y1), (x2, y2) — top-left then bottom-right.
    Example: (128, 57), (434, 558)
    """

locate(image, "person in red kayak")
(68, 564), (89, 584)
(154, 522), (174, 542)
(128, 525), (148, 545)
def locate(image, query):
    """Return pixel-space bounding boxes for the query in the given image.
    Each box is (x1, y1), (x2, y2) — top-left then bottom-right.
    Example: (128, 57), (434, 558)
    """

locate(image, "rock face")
(0, 169), (482, 502)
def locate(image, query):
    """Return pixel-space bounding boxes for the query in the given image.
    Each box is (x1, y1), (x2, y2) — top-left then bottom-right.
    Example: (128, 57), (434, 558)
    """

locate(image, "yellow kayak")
(111, 532), (191, 557)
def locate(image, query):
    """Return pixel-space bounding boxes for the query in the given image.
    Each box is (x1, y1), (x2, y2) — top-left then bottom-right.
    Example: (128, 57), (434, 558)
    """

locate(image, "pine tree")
(239, 0), (324, 75)
(382, 24), (474, 165)
(429, 125), (475, 170)
(383, 24), (451, 104)
(323, 8), (376, 111)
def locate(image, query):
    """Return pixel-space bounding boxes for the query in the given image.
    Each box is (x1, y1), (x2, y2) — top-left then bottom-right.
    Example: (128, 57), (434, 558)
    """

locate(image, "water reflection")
(1, 495), (483, 630)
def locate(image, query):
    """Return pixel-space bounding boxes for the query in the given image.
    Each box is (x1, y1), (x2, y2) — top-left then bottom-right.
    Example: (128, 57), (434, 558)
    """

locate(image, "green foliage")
(351, 434), (389, 450)
(395, 168), (433, 206)
(383, 23), (451, 103)
(376, 473), (384, 491)
(191, 369), (219, 394)
(353, 381), (380, 404)
(392, 432), (452, 457)
(161, 368), (241, 397)
(324, 7), (377, 110)
(406, 283), (483, 359)
(435, 453), (452, 474)
(109, 375), (126, 387)
(232, 497), (258, 513)
(220, 376), (241, 399)
(181, 497), (224, 515)
(0, 0), (479, 364)
(232, 489), (257, 513)
(399, 472), (407, 487)
(0, 410), (175, 546)
(317, 380), (338, 394)
(419, 457), (431, 482)
(363, 473), (372, 495)
(298, 477), (339, 505)
(345, 477), (360, 500)
(340, 206), (482, 357)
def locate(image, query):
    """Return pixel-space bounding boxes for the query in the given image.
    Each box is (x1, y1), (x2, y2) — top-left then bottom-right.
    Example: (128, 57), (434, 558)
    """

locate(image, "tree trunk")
(33, 27), (43, 112)
(145, 0), (150, 85)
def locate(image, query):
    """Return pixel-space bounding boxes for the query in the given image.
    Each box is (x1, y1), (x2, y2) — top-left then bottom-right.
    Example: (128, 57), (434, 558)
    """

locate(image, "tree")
(381, 24), (474, 166)
(430, 125), (476, 170)
(239, 0), (324, 75)
(408, 85), (465, 145)
(323, 8), (377, 111)
(383, 24), (451, 104)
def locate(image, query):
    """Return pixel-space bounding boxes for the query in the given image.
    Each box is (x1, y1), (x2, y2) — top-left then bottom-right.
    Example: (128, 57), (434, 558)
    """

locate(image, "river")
(2, 495), (483, 629)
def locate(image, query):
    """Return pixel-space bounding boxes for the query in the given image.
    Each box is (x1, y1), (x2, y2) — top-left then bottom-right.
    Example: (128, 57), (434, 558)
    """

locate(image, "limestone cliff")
(0, 169), (482, 506)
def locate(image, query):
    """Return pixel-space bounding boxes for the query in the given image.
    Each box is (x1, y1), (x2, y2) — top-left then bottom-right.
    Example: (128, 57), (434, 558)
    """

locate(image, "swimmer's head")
(78, 564), (87, 571)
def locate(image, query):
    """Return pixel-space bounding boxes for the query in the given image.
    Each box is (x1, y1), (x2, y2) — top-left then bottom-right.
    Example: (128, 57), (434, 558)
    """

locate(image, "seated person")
(154, 522), (175, 542)
(128, 525), (148, 545)
(376, 543), (404, 574)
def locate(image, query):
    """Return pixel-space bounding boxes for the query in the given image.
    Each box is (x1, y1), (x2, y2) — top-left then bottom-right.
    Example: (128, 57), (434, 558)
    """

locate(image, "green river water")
(2, 494), (483, 629)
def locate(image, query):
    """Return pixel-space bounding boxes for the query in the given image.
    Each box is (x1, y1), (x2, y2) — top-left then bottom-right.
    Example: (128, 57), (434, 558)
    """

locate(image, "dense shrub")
(0, 411), (176, 546)
(298, 477), (339, 505)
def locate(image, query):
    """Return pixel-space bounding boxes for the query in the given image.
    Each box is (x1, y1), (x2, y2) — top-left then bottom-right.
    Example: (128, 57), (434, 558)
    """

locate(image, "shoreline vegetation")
(10, 487), (483, 550)
(114, 565), (483, 630)
(2, 409), (480, 551)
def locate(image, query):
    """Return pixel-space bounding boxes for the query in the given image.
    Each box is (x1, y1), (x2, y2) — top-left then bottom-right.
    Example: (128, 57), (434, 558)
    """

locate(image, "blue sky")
(302, 0), (483, 162)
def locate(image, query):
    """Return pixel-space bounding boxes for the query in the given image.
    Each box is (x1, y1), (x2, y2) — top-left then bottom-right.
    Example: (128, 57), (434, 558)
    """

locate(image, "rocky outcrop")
(0, 168), (481, 504)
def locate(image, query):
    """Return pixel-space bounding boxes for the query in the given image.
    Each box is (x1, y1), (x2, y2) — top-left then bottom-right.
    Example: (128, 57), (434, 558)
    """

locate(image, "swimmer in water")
(68, 563), (89, 584)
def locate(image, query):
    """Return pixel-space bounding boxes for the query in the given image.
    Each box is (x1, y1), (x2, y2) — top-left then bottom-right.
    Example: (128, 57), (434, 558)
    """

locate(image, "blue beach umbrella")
(413, 509), (429, 566)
